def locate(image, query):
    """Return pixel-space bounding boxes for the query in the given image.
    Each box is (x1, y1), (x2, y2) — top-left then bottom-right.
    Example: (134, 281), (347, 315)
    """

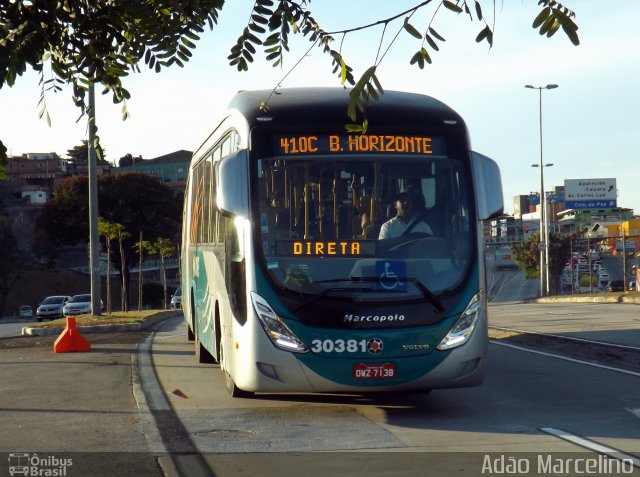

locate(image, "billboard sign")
(564, 178), (617, 209)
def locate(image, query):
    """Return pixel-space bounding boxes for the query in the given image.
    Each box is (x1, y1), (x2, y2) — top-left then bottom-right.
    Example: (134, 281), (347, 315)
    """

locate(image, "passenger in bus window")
(269, 193), (295, 240)
(378, 192), (433, 239)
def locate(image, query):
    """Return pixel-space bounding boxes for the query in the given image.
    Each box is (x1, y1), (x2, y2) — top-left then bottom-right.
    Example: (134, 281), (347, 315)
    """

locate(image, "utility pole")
(88, 83), (102, 315)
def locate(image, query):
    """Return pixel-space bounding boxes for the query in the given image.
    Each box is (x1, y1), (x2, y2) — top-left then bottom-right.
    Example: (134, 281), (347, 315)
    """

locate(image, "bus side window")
(224, 215), (247, 325)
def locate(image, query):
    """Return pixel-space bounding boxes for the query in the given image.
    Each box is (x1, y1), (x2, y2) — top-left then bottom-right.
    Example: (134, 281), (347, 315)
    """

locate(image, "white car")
(170, 287), (182, 309)
(494, 246), (519, 270)
(63, 294), (103, 316)
(19, 305), (33, 319)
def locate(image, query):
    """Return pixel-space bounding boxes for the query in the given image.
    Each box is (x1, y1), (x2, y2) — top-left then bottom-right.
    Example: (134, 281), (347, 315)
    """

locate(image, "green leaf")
(443, 1), (463, 13)
(532, 7), (551, 29)
(539, 15), (555, 36)
(403, 18), (422, 39)
(255, 5), (273, 16)
(421, 47), (432, 65)
(564, 26), (580, 46)
(347, 100), (357, 121)
(244, 42), (256, 54)
(366, 83), (379, 101)
(428, 27), (446, 42)
(245, 31), (263, 45)
(476, 26), (493, 46)
(181, 37), (196, 49)
(345, 123), (364, 133)
(351, 66), (377, 98)
(546, 19), (560, 37)
(555, 11), (580, 45)
(340, 58), (347, 85)
(249, 22), (266, 34)
(474, 1), (483, 21)
(264, 33), (280, 46)
(425, 34), (439, 51)
(265, 51), (280, 61)
(251, 14), (269, 25)
(372, 74), (384, 95)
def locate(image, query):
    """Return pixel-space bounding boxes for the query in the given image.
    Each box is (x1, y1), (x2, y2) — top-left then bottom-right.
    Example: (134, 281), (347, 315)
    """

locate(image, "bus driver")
(378, 192), (432, 239)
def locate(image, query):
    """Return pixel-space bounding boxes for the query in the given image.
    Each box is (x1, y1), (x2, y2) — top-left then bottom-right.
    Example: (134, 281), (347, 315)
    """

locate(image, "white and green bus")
(181, 88), (503, 397)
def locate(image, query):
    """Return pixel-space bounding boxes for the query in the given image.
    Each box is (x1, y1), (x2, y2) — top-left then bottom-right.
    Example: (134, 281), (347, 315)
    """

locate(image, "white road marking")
(541, 428), (640, 468)
(490, 326), (640, 352)
(490, 341), (640, 378)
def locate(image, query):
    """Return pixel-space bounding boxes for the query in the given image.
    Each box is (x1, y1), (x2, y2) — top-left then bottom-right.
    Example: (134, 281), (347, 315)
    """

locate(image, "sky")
(1, 1), (639, 215)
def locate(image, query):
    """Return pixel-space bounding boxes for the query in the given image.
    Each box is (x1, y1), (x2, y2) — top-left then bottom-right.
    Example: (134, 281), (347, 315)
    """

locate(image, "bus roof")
(227, 87), (465, 131)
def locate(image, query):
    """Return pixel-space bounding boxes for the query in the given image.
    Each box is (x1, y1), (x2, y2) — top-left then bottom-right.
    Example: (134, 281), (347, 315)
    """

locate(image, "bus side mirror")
(471, 151), (504, 220)
(217, 150), (249, 216)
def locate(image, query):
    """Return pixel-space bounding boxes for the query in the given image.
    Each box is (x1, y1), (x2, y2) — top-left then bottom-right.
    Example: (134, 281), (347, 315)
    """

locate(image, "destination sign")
(275, 134), (444, 156)
(274, 240), (377, 257)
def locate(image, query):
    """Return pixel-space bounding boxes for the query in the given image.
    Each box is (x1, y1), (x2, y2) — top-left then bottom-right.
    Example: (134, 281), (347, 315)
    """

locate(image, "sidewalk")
(488, 300), (640, 348)
(0, 331), (163, 476)
(18, 311), (178, 336)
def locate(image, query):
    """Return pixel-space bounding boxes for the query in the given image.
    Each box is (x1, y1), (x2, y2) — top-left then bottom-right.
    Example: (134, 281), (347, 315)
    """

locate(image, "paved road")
(1, 303), (639, 477)
(489, 301), (640, 347)
(143, 316), (640, 476)
(0, 319), (37, 338)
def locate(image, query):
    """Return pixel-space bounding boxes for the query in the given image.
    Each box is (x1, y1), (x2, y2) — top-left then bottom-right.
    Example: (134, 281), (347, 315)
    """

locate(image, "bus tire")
(219, 342), (253, 398)
(187, 290), (196, 341)
(195, 336), (216, 364)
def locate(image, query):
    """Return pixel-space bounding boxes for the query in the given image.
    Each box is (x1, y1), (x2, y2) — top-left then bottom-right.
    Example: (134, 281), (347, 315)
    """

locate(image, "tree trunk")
(138, 232), (143, 311)
(119, 235), (128, 312)
(161, 255), (167, 309)
(106, 236), (111, 314)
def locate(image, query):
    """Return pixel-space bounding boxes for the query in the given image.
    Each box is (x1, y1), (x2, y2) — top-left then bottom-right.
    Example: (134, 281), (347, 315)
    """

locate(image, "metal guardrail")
(71, 257), (179, 275)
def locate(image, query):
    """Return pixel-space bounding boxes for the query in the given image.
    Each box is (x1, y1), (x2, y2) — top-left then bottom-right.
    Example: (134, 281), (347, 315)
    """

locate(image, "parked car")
(36, 295), (71, 322)
(63, 294), (103, 316)
(606, 280), (625, 292)
(628, 280), (637, 291)
(170, 287), (182, 309)
(19, 305), (33, 319)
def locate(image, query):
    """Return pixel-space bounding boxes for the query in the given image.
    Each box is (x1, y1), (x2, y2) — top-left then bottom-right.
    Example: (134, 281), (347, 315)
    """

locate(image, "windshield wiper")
(293, 277), (444, 313)
(350, 276), (444, 312)
(292, 285), (374, 312)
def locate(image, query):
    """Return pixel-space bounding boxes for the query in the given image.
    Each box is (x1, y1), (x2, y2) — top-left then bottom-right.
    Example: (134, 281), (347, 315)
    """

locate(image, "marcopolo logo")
(343, 313), (405, 324)
(8, 453), (73, 476)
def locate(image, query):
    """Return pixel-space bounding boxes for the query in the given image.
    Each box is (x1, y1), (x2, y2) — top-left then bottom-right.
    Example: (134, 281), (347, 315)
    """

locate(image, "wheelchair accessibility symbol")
(376, 261), (407, 291)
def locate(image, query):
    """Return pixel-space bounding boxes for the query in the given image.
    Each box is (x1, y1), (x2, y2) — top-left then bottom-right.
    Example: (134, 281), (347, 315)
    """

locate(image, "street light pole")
(526, 83), (558, 296)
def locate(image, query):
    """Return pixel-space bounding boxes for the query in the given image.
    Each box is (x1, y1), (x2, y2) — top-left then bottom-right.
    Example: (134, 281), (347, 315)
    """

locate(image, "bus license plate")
(353, 363), (396, 380)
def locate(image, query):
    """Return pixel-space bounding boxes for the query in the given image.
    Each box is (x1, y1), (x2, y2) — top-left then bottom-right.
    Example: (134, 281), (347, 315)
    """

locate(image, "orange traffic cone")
(53, 317), (92, 353)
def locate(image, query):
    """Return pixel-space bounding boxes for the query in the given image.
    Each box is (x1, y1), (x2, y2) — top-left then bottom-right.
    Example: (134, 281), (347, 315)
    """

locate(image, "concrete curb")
(535, 295), (640, 304)
(20, 311), (180, 337)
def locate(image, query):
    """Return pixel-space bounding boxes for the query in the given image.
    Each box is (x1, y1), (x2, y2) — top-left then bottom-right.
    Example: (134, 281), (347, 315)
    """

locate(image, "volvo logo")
(401, 344), (430, 350)
(367, 338), (384, 354)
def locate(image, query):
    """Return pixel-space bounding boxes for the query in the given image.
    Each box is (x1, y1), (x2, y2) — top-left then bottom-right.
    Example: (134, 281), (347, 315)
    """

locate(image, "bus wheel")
(219, 343), (253, 398)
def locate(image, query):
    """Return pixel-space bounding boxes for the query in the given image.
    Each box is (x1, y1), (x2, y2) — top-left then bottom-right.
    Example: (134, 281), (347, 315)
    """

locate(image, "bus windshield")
(255, 152), (474, 303)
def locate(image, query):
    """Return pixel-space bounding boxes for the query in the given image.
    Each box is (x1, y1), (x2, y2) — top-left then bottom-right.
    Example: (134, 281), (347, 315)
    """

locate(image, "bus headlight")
(436, 291), (483, 351)
(251, 292), (308, 353)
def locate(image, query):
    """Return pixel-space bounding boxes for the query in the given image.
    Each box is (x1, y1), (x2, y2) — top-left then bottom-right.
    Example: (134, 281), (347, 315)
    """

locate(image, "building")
(111, 150), (191, 196)
(1, 149), (191, 264)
